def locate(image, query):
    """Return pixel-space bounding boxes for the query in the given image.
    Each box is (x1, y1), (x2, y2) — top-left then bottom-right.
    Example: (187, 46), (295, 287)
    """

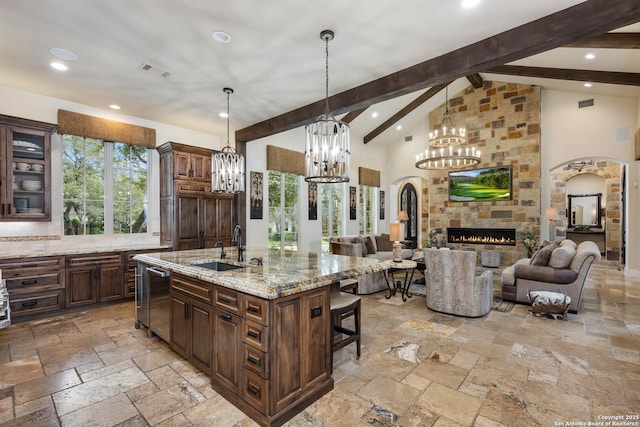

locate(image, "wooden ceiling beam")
(565, 32), (640, 48)
(236, 0), (640, 143)
(486, 65), (640, 86)
(341, 107), (368, 123)
(466, 73), (484, 89)
(364, 83), (450, 144)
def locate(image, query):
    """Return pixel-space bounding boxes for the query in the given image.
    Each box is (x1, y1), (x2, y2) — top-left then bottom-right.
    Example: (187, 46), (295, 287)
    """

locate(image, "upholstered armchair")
(424, 249), (493, 317)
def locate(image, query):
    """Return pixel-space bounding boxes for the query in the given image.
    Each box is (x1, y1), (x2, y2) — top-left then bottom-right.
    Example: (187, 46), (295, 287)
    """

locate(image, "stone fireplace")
(422, 80), (542, 269)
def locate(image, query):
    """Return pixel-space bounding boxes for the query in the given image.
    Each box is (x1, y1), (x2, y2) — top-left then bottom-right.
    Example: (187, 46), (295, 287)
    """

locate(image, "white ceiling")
(0, 0), (638, 144)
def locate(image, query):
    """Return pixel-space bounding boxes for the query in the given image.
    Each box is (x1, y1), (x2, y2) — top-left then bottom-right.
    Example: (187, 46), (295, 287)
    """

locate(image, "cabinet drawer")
(0, 256), (64, 271)
(243, 344), (269, 378)
(243, 294), (269, 326)
(176, 181), (212, 193)
(171, 275), (211, 303)
(242, 369), (269, 414)
(5, 272), (63, 291)
(9, 291), (63, 317)
(243, 319), (269, 352)
(67, 254), (122, 267)
(213, 286), (241, 314)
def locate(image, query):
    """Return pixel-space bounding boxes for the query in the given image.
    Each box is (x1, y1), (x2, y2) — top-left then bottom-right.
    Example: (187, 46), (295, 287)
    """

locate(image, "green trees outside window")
(63, 135), (148, 236)
(268, 171), (298, 250)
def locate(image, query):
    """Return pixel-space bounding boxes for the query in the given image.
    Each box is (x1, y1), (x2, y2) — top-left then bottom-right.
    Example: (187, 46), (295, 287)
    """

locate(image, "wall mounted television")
(448, 166), (512, 202)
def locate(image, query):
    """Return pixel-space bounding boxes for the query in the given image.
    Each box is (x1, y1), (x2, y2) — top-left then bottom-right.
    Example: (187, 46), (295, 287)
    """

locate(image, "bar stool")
(330, 287), (361, 371)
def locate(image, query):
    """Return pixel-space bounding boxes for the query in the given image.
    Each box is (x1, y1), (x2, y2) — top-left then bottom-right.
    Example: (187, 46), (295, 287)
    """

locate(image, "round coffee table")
(383, 259), (417, 302)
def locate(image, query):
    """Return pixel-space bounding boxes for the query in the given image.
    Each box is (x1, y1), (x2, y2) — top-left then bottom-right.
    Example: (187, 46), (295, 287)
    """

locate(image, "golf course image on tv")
(448, 166), (512, 202)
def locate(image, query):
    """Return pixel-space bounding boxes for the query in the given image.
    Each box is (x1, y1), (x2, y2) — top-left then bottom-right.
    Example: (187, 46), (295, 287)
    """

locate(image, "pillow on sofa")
(363, 236), (376, 254)
(560, 239), (577, 250)
(530, 241), (558, 266)
(548, 245), (576, 269)
(375, 233), (394, 252)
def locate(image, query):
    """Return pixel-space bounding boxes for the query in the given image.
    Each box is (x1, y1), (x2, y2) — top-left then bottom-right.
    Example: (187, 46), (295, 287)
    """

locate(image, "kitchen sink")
(191, 261), (245, 271)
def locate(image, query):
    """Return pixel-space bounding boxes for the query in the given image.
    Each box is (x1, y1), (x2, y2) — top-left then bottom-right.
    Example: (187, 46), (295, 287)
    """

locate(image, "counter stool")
(330, 289), (361, 371)
(339, 278), (358, 294)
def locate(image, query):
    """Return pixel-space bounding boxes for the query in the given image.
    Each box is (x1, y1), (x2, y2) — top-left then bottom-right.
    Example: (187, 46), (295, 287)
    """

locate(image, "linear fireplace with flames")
(447, 227), (516, 246)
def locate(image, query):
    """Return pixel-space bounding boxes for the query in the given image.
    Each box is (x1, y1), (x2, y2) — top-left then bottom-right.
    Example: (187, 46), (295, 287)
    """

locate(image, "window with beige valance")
(358, 167), (380, 187)
(266, 145), (304, 175)
(57, 109), (156, 148)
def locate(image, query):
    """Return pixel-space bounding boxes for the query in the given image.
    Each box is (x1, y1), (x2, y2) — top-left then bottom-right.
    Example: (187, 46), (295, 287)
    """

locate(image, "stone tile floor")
(0, 261), (639, 426)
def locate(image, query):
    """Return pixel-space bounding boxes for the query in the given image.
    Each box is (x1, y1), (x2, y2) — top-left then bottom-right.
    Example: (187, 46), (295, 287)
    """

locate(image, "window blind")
(57, 109), (156, 148)
(266, 145), (304, 175)
(358, 167), (380, 187)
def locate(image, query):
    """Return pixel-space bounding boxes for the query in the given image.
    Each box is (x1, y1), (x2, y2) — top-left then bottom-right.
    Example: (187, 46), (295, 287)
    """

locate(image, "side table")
(383, 260), (417, 302)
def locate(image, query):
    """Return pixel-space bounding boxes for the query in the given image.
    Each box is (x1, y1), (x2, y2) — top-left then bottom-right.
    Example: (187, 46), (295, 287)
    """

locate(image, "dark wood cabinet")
(158, 142), (235, 250)
(0, 114), (56, 221)
(66, 253), (123, 307)
(165, 272), (332, 427)
(124, 248), (169, 297)
(170, 274), (213, 375)
(1, 256), (65, 318)
(213, 307), (241, 393)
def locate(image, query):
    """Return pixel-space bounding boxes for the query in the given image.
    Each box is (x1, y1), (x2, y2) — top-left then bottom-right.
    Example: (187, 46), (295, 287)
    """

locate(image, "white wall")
(542, 90), (639, 270)
(0, 85), (221, 255)
(244, 126), (388, 252)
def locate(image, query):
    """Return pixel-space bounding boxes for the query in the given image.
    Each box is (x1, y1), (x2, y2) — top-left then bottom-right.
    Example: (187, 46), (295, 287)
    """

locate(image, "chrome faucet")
(214, 241), (226, 259)
(232, 225), (244, 262)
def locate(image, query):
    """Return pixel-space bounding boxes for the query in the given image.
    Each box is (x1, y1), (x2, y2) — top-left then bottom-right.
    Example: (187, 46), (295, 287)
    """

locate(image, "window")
(321, 183), (344, 252)
(359, 185), (376, 235)
(268, 171), (299, 250)
(63, 135), (148, 236)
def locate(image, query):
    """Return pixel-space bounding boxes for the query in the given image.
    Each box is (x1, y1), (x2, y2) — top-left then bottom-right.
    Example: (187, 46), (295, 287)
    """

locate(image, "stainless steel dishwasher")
(135, 263), (170, 343)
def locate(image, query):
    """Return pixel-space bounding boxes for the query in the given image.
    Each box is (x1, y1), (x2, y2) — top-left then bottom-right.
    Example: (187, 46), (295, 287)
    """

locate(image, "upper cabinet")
(0, 115), (56, 221)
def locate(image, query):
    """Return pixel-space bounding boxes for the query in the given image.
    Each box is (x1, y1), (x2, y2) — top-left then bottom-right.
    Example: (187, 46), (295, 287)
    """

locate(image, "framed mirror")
(568, 193), (602, 229)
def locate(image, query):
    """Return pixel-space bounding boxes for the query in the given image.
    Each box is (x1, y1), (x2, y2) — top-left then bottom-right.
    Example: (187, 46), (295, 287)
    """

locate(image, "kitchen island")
(134, 246), (391, 427)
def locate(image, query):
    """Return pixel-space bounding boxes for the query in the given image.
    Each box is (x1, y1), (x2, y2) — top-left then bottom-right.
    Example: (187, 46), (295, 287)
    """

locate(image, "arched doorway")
(400, 183), (418, 248)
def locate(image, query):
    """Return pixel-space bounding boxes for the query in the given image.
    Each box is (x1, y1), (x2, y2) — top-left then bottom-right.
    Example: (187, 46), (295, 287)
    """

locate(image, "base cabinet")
(170, 276), (213, 375)
(166, 272), (332, 427)
(1, 256), (65, 318)
(66, 253), (123, 307)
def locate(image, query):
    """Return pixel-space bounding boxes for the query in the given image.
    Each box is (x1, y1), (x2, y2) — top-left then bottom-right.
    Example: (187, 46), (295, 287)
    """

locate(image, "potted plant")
(522, 231), (538, 258)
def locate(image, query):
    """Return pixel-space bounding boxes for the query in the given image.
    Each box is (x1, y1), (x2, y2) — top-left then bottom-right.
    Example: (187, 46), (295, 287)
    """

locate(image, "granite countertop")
(133, 247), (393, 299)
(0, 244), (171, 260)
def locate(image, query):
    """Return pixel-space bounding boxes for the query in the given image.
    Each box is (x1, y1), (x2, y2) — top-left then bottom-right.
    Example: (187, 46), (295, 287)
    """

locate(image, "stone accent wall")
(549, 161), (622, 261)
(423, 81), (542, 268)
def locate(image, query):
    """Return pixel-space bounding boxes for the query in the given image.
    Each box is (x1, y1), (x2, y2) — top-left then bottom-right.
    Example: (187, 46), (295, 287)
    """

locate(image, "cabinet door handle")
(247, 384), (260, 397)
(22, 301), (38, 307)
(22, 279), (37, 286)
(184, 302), (189, 320)
(247, 354), (260, 365)
(247, 305), (259, 314)
(219, 311), (232, 321)
(247, 330), (260, 339)
(218, 296), (235, 306)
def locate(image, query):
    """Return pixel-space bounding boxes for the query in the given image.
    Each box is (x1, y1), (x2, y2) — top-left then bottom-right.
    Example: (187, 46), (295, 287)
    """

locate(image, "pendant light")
(415, 85), (480, 170)
(212, 87), (245, 193)
(304, 30), (350, 183)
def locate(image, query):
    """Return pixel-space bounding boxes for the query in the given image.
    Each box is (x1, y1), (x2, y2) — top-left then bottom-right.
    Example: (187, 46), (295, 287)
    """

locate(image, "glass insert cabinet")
(0, 114), (56, 221)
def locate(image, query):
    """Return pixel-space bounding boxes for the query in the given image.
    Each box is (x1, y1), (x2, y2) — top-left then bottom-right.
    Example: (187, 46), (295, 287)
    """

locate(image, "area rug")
(408, 281), (515, 313)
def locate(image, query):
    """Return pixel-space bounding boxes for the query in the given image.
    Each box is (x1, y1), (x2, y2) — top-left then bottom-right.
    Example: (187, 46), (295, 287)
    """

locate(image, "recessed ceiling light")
(219, 112), (229, 118)
(371, 112), (378, 118)
(50, 61), (68, 71)
(461, 0), (481, 8)
(212, 31), (231, 43)
(584, 83), (593, 88)
(585, 53), (596, 60)
(49, 47), (78, 61)
(396, 125), (402, 130)
(109, 104), (121, 110)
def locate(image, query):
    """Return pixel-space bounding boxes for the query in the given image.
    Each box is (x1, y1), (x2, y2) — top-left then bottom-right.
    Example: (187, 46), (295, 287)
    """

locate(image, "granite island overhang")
(133, 246), (392, 427)
(133, 246), (393, 299)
